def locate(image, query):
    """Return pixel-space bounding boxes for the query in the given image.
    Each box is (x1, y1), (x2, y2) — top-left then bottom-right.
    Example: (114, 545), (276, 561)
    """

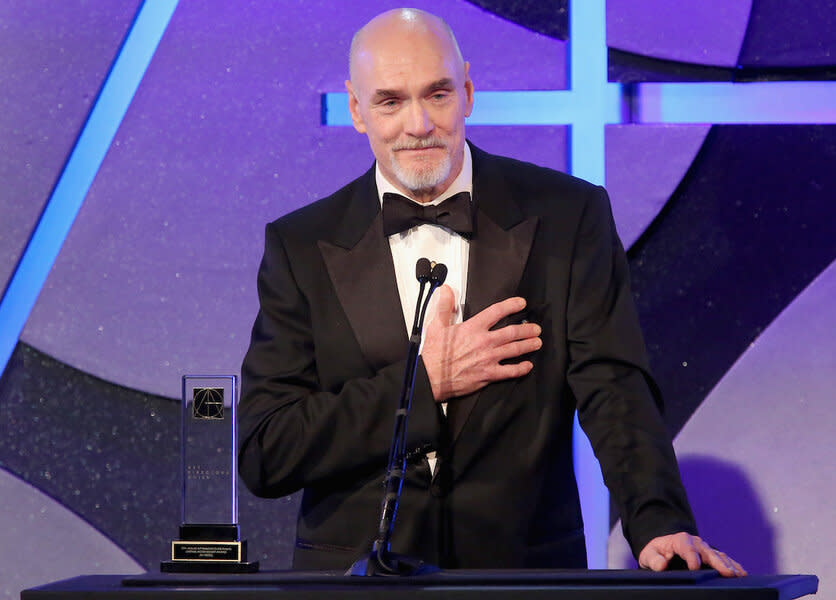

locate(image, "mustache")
(392, 138), (448, 151)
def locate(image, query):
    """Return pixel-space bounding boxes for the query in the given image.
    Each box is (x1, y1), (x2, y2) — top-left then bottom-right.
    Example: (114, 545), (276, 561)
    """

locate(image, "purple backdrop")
(606, 124), (710, 247)
(0, 0), (141, 296)
(607, 0), (752, 67)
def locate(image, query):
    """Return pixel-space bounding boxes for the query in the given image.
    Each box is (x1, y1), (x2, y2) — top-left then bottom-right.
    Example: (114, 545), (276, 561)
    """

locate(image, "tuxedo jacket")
(239, 143), (697, 569)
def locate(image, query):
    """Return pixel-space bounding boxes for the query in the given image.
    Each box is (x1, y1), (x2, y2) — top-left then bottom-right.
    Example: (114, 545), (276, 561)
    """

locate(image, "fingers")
(490, 321), (542, 345)
(638, 544), (674, 572)
(697, 542), (747, 577)
(674, 534), (703, 571)
(639, 533), (699, 572)
(478, 313), (541, 371)
(490, 335), (543, 363)
(729, 557), (747, 577)
(422, 295), (541, 401)
(472, 299), (542, 361)
(470, 296), (527, 329)
(640, 533), (747, 578)
(490, 360), (534, 381)
(642, 533), (748, 578)
(704, 551), (735, 577)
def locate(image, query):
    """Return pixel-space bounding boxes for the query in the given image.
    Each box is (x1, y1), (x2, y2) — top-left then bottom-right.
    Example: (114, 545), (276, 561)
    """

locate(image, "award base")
(161, 524), (259, 573)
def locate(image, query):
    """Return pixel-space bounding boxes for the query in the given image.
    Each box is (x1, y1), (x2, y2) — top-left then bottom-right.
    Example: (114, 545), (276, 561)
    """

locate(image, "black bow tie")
(381, 191), (474, 238)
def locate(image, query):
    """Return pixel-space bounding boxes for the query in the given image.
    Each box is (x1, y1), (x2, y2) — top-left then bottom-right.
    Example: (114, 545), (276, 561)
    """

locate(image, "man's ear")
(345, 80), (367, 134)
(463, 62), (474, 118)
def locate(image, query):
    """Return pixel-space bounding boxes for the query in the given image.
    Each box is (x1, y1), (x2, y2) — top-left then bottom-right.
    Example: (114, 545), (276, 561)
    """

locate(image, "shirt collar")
(376, 142), (473, 207)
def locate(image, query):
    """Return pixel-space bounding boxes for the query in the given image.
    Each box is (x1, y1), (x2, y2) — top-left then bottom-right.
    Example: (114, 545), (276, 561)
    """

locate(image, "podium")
(22, 569), (818, 599)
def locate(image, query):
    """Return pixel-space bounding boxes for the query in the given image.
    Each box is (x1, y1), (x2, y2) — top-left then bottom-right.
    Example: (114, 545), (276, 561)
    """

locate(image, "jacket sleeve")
(565, 186), (698, 558)
(238, 222), (441, 498)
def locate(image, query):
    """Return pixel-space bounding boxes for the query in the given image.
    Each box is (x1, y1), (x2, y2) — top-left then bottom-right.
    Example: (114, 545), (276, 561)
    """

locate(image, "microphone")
(429, 262), (447, 286)
(415, 257), (432, 284)
(410, 258), (432, 342)
(348, 259), (446, 577)
(413, 262), (447, 337)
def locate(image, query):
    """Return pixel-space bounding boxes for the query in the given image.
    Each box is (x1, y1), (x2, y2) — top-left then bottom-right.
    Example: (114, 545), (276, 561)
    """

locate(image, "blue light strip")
(0, 0), (178, 378)
(568, 0), (619, 185)
(325, 83), (836, 127)
(567, 0), (612, 570)
(324, 89), (623, 126)
(637, 81), (836, 124)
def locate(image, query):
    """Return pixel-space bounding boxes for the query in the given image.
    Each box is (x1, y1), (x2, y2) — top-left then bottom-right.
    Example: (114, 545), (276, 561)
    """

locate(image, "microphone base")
(346, 551), (441, 577)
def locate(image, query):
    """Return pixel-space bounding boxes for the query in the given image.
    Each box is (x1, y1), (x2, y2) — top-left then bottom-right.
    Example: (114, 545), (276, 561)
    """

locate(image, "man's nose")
(404, 101), (433, 136)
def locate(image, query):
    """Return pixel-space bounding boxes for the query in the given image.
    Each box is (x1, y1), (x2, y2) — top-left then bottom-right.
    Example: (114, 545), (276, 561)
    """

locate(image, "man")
(239, 8), (744, 575)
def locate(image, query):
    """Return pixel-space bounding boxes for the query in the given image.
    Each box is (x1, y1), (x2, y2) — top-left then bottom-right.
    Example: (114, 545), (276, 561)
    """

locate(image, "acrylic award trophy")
(161, 375), (258, 572)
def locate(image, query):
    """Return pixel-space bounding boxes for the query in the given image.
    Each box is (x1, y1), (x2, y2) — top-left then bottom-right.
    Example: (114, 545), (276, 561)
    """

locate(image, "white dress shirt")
(376, 143), (473, 338)
(376, 144), (473, 473)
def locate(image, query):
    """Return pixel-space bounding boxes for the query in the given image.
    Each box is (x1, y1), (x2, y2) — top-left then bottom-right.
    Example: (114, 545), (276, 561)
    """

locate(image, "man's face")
(346, 26), (474, 201)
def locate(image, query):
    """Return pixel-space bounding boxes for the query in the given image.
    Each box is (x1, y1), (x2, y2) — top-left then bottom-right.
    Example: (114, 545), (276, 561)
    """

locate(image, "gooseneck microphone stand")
(348, 258), (447, 576)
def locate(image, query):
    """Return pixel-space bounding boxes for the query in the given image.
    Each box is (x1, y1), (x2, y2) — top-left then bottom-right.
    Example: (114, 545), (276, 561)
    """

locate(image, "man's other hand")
(422, 285), (542, 402)
(639, 532), (747, 577)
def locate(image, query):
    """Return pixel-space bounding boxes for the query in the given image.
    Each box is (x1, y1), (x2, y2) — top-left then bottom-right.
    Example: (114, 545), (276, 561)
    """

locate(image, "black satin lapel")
(447, 212), (538, 442)
(464, 212), (539, 320)
(318, 214), (408, 371)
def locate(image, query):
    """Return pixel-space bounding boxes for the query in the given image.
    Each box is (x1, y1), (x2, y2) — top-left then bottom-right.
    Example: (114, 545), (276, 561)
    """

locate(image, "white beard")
(389, 139), (452, 195)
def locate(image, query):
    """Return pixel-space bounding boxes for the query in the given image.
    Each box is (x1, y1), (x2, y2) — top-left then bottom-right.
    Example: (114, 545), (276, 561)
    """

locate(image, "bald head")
(349, 9), (465, 84)
(344, 8), (474, 202)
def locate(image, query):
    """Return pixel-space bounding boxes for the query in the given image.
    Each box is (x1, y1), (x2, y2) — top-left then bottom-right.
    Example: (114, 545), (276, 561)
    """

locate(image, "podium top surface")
(22, 570), (818, 600)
